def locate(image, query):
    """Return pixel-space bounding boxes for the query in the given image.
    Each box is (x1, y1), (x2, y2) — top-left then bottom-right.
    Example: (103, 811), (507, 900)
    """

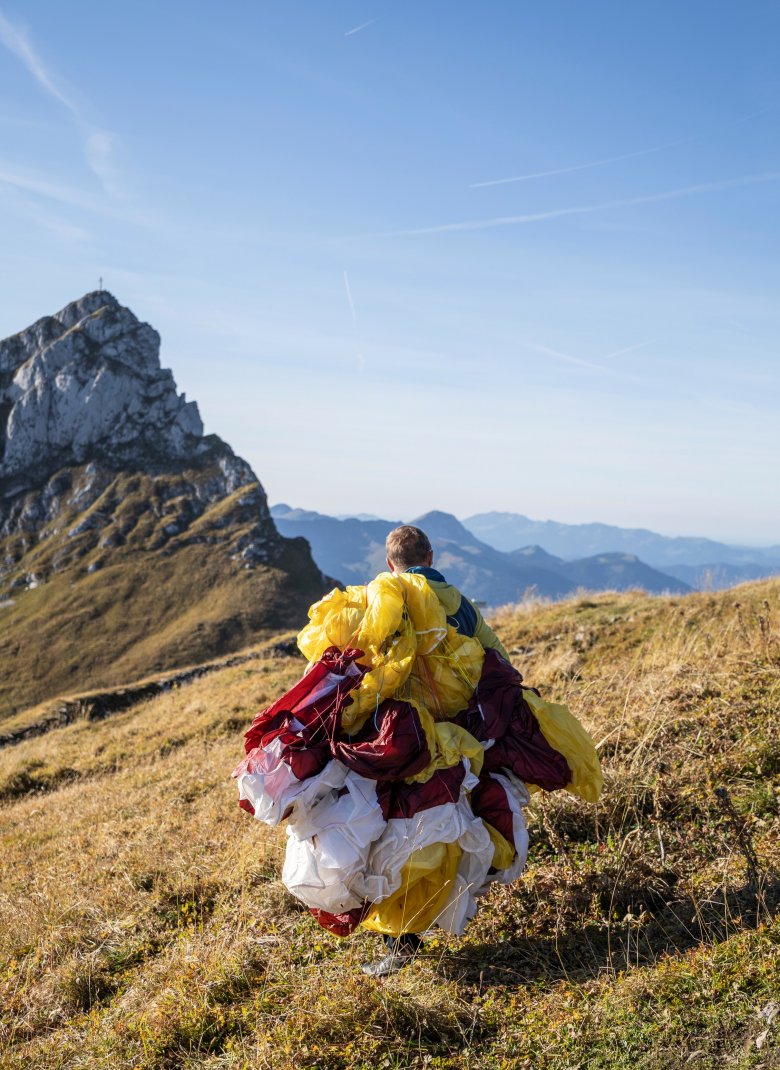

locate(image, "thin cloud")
(372, 172), (780, 237)
(0, 161), (100, 211)
(0, 11), (73, 109)
(345, 17), (380, 36)
(83, 129), (119, 194)
(470, 137), (691, 188)
(0, 159), (160, 237)
(0, 166), (93, 240)
(22, 205), (91, 242)
(0, 10), (119, 196)
(0, 110), (57, 132)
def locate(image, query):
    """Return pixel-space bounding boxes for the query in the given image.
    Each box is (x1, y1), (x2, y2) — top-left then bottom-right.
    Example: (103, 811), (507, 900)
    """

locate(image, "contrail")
(518, 339), (650, 386)
(470, 137), (692, 188)
(343, 270), (358, 327)
(601, 341), (652, 361)
(345, 17), (380, 36)
(0, 9), (118, 195)
(371, 171), (780, 237)
(374, 203), (599, 236)
(343, 270), (364, 372)
(521, 340), (607, 373)
(469, 105), (776, 189)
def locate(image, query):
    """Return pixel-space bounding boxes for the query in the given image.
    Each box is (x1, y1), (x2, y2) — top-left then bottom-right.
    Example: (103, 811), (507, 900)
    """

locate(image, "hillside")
(0, 465), (325, 720)
(0, 294), (330, 720)
(1, 579), (778, 1069)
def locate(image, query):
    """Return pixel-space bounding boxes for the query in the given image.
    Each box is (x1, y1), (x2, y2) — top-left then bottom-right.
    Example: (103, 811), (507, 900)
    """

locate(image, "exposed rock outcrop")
(0, 292), (301, 586)
(0, 292), (203, 488)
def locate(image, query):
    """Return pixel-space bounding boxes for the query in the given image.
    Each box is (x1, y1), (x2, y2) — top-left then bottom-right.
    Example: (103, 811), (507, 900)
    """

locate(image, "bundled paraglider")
(233, 559), (603, 949)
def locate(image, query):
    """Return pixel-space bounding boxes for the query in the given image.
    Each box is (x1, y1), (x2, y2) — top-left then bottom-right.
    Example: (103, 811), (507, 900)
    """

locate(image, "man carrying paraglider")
(233, 523), (603, 978)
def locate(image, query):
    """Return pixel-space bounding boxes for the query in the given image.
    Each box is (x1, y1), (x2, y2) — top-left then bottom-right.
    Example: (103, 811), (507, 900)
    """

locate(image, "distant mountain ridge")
(270, 505), (395, 588)
(463, 511), (780, 570)
(271, 504), (692, 604)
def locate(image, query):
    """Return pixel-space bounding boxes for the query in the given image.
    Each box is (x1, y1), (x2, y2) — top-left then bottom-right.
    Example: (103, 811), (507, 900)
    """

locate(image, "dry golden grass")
(0, 467), (327, 720)
(1, 580), (779, 1069)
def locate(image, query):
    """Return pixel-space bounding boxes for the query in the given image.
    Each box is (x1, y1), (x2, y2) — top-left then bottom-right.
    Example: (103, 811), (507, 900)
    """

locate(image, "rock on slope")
(0, 292), (329, 719)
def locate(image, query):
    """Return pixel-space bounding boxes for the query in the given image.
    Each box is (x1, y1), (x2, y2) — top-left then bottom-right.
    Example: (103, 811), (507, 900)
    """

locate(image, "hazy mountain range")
(463, 512), (780, 572)
(271, 505), (696, 604)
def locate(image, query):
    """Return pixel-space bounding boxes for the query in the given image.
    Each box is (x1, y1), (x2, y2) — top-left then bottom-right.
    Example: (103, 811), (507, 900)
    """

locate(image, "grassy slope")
(0, 468), (326, 720)
(1, 581), (779, 1069)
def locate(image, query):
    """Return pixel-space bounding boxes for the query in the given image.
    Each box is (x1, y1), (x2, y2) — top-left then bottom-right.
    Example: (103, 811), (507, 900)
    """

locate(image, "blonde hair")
(385, 525), (432, 570)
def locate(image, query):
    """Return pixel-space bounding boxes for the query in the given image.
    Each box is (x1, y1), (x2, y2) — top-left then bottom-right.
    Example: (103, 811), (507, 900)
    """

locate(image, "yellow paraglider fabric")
(296, 573), (485, 736)
(405, 632), (485, 720)
(361, 841), (462, 935)
(297, 585), (367, 662)
(523, 689), (604, 803)
(391, 574), (449, 656)
(352, 573), (407, 657)
(344, 622), (418, 733)
(406, 720), (484, 783)
(482, 821), (516, 872)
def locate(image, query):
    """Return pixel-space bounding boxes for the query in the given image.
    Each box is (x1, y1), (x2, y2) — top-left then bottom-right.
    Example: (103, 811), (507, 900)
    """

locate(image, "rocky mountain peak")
(0, 293), (331, 715)
(0, 291), (205, 495)
(0, 291), (320, 583)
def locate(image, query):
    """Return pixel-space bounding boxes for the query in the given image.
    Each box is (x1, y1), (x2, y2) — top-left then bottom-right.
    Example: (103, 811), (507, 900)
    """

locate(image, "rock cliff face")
(0, 292), (328, 718)
(0, 292), (204, 491)
(0, 292), (292, 581)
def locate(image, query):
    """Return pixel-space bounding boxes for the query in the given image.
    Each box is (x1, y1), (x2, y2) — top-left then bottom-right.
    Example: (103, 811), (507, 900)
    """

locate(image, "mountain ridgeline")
(463, 511), (780, 587)
(271, 506), (698, 604)
(0, 292), (330, 719)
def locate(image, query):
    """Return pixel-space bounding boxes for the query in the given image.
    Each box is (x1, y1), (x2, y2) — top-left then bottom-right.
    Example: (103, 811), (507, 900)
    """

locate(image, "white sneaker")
(360, 948), (415, 977)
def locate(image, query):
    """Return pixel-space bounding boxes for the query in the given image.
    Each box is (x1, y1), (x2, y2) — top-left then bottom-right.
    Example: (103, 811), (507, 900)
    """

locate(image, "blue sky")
(0, 1), (778, 543)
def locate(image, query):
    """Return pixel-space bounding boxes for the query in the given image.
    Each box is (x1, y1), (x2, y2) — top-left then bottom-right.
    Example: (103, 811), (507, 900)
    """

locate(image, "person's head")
(385, 525), (433, 573)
